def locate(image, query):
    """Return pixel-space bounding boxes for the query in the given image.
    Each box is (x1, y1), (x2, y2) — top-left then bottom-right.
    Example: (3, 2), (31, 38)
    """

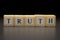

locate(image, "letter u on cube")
(4, 15), (56, 27)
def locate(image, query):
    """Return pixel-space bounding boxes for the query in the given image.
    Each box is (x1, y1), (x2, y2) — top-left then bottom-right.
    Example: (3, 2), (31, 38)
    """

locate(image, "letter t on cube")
(4, 15), (14, 27)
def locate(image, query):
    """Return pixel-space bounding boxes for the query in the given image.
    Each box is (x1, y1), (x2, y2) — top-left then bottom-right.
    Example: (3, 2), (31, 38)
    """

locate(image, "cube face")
(4, 15), (14, 27)
(24, 15), (35, 26)
(35, 15), (45, 27)
(45, 15), (56, 27)
(14, 15), (25, 27)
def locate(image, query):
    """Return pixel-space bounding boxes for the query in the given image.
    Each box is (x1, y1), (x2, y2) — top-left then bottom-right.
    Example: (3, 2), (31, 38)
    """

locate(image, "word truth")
(4, 15), (56, 27)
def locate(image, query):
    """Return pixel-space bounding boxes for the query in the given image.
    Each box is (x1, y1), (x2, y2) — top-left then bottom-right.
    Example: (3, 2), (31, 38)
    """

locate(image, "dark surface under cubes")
(0, 18), (60, 40)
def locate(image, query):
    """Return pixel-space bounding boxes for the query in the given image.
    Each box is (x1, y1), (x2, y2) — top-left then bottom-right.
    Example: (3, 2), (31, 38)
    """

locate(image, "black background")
(0, 0), (60, 19)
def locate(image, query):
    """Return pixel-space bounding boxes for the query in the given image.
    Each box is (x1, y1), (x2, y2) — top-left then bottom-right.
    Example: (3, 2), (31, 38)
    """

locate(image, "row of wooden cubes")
(4, 15), (56, 27)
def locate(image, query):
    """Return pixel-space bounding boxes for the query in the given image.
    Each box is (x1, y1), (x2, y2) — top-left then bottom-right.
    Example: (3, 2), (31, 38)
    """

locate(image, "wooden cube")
(45, 15), (56, 27)
(35, 15), (45, 27)
(14, 15), (25, 27)
(24, 15), (35, 27)
(4, 15), (14, 27)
